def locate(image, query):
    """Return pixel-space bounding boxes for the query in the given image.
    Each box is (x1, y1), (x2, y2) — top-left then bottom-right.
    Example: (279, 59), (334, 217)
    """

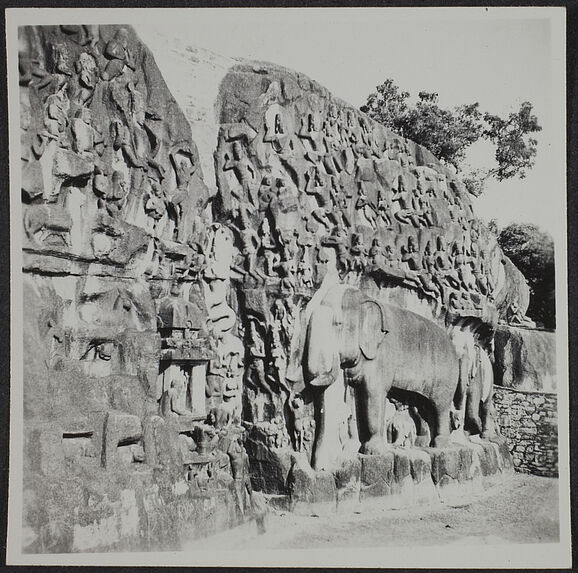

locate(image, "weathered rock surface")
(494, 325), (557, 392)
(284, 442), (512, 514)
(19, 24), (250, 554)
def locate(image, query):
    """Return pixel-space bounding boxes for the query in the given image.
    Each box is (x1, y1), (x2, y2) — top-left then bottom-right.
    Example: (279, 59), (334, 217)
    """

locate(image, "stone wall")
(493, 385), (558, 477)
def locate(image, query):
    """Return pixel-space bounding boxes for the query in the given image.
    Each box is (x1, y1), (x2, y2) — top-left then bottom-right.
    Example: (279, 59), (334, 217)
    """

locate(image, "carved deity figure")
(93, 169), (128, 217)
(71, 107), (103, 156)
(160, 365), (193, 418)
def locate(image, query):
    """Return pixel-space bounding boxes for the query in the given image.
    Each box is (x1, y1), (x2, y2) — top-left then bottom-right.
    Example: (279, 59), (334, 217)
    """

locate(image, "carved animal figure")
(302, 283), (460, 469)
(465, 344), (495, 437)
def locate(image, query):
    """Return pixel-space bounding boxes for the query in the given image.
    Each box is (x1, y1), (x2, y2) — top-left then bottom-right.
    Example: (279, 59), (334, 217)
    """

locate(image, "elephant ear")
(359, 299), (388, 360)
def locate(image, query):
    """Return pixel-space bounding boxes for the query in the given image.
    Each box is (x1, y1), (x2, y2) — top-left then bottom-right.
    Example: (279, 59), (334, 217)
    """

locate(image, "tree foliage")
(360, 79), (542, 195)
(498, 223), (555, 328)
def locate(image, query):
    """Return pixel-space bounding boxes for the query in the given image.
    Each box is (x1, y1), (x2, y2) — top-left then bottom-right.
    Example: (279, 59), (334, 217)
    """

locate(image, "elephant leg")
(310, 375), (347, 471)
(480, 395), (495, 438)
(305, 304), (340, 388)
(465, 389), (483, 436)
(433, 403), (452, 447)
(452, 358), (469, 430)
(356, 366), (389, 455)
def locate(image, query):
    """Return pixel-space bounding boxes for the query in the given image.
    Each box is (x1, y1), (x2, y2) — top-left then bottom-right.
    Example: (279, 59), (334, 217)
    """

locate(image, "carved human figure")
(418, 196), (435, 227)
(305, 166), (337, 231)
(257, 176), (276, 214)
(42, 83), (69, 144)
(74, 51), (99, 106)
(329, 176), (351, 229)
(161, 366), (192, 418)
(350, 233), (368, 273)
(226, 433), (254, 516)
(322, 225), (350, 274)
(355, 183), (378, 230)
(71, 107), (103, 156)
(418, 240), (442, 301)
(376, 185), (394, 227)
(230, 206), (266, 285)
(112, 119), (146, 168)
(167, 150), (202, 242)
(434, 236), (461, 291)
(473, 258), (490, 297)
(223, 140), (258, 206)
(391, 403), (417, 448)
(392, 175), (421, 227)
(93, 170), (128, 217)
(369, 237), (386, 268)
(297, 249), (315, 289)
(456, 245), (478, 292)
(144, 177), (167, 228)
(400, 236), (423, 289)
(298, 110), (322, 156)
(245, 318), (275, 398)
(290, 395), (307, 452)
(258, 218), (280, 279)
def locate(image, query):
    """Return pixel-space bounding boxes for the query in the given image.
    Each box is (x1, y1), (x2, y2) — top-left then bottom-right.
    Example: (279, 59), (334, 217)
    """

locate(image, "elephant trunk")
(303, 301), (341, 388)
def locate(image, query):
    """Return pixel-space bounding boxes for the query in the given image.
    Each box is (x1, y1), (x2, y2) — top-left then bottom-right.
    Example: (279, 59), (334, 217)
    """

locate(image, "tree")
(360, 79), (542, 195)
(498, 223), (555, 328)
(360, 79), (410, 132)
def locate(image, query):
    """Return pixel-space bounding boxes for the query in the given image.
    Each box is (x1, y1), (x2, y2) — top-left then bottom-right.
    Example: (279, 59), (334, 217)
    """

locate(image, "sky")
(133, 7), (565, 239)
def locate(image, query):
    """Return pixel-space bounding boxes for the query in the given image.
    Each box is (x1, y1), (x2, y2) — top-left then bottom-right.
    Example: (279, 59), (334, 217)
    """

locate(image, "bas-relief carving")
(20, 26), (250, 519)
(214, 65), (516, 475)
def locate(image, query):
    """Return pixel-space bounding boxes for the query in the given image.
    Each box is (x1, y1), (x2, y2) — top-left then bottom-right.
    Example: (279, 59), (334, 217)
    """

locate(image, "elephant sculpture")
(448, 327), (477, 435)
(464, 343), (496, 437)
(302, 283), (460, 469)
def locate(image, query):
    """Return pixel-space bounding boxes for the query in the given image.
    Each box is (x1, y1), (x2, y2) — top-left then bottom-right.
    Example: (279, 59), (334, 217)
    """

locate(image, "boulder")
(494, 325), (557, 392)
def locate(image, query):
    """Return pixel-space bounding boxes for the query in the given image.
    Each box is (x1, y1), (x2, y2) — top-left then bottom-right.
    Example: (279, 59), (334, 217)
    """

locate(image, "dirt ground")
(184, 473), (560, 551)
